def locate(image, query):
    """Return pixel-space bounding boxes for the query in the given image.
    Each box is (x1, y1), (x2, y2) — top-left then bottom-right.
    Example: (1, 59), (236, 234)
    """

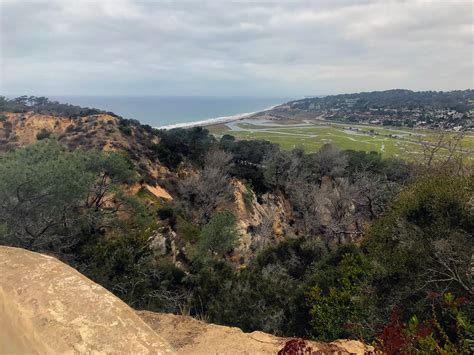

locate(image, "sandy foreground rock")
(0, 246), (174, 354)
(0, 246), (374, 354)
(137, 311), (373, 355)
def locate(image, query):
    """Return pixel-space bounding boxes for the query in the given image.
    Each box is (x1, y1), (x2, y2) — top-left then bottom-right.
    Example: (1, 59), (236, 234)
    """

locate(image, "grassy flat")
(207, 121), (474, 161)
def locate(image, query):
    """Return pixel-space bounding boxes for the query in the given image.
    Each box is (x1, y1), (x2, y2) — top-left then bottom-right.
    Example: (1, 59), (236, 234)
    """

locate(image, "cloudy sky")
(1, 0), (473, 97)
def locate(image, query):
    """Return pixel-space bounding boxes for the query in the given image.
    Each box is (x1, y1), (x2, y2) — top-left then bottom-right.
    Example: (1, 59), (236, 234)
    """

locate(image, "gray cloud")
(1, 0), (473, 96)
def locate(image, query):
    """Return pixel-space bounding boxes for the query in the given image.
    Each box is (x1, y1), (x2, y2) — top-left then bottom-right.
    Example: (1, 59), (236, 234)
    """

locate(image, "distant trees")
(0, 95), (109, 118)
(419, 129), (469, 175)
(262, 147), (296, 189)
(353, 171), (394, 219)
(219, 136), (275, 193)
(259, 144), (398, 243)
(153, 127), (215, 168)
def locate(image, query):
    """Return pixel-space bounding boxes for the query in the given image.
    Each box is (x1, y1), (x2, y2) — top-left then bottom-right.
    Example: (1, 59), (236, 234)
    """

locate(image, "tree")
(364, 172), (474, 324)
(313, 144), (348, 181)
(419, 129), (468, 174)
(323, 178), (360, 243)
(0, 140), (137, 253)
(207, 236), (328, 336)
(263, 147), (294, 189)
(154, 127), (215, 168)
(196, 210), (238, 258)
(82, 225), (186, 313)
(352, 171), (396, 219)
(219, 137), (275, 193)
(179, 149), (233, 223)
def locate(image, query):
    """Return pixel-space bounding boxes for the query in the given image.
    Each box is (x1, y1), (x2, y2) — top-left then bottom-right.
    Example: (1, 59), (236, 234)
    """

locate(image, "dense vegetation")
(1, 101), (473, 353)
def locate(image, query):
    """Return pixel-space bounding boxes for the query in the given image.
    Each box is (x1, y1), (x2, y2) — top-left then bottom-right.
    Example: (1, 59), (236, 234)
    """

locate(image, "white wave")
(156, 104), (280, 130)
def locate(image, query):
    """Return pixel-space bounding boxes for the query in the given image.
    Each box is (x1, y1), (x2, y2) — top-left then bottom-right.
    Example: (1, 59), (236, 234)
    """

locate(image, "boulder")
(0, 246), (175, 354)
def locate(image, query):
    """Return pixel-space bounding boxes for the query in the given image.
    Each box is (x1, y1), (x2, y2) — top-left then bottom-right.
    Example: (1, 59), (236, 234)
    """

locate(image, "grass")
(207, 121), (474, 161)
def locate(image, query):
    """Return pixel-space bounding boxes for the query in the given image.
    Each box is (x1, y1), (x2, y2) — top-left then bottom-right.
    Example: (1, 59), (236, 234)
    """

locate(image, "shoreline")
(155, 104), (280, 130)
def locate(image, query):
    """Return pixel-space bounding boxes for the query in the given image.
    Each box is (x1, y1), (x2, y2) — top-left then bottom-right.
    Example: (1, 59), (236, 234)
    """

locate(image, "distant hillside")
(253, 89), (474, 129)
(0, 96), (172, 183)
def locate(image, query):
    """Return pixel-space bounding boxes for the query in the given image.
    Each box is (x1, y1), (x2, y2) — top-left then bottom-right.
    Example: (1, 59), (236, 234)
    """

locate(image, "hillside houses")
(286, 89), (474, 130)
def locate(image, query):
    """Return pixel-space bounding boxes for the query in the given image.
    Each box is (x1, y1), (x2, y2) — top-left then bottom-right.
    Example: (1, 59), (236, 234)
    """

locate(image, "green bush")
(36, 128), (51, 140)
(364, 172), (474, 339)
(81, 227), (186, 312)
(176, 215), (200, 243)
(119, 125), (132, 136)
(242, 185), (255, 212)
(196, 210), (237, 258)
(206, 236), (328, 336)
(305, 246), (371, 341)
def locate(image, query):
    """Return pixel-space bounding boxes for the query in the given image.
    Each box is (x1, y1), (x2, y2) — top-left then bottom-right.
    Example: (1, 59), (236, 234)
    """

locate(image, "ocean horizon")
(49, 95), (292, 128)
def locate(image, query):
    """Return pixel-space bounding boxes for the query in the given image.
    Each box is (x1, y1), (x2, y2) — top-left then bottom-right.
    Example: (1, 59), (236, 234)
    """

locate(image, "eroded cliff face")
(231, 179), (290, 259)
(0, 112), (168, 182)
(0, 247), (374, 355)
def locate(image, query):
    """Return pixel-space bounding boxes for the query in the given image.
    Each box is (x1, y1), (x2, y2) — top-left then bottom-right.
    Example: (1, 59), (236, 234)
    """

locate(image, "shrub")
(376, 293), (473, 354)
(176, 215), (200, 243)
(364, 172), (474, 325)
(242, 185), (255, 212)
(36, 128), (51, 140)
(119, 125), (132, 136)
(306, 247), (371, 341)
(195, 210), (237, 258)
(81, 228), (187, 312)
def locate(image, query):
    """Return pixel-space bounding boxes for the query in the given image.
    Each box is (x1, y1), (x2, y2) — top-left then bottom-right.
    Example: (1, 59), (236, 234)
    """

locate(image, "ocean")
(51, 96), (291, 128)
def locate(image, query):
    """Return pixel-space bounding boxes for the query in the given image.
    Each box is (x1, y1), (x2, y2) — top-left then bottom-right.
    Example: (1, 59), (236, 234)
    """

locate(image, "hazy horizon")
(1, 0), (473, 96)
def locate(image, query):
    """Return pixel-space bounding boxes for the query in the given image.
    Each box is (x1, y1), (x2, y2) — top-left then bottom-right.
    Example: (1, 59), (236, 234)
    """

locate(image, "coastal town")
(280, 89), (474, 131)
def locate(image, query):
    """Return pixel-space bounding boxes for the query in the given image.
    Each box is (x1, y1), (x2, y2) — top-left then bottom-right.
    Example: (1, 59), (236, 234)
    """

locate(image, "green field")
(208, 121), (474, 161)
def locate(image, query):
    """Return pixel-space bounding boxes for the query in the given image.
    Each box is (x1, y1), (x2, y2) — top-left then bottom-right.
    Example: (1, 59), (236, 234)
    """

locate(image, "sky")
(1, 0), (473, 97)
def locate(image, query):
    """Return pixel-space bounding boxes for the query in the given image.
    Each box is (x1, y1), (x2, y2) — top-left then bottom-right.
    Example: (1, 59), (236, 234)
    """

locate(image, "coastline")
(156, 104), (280, 130)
